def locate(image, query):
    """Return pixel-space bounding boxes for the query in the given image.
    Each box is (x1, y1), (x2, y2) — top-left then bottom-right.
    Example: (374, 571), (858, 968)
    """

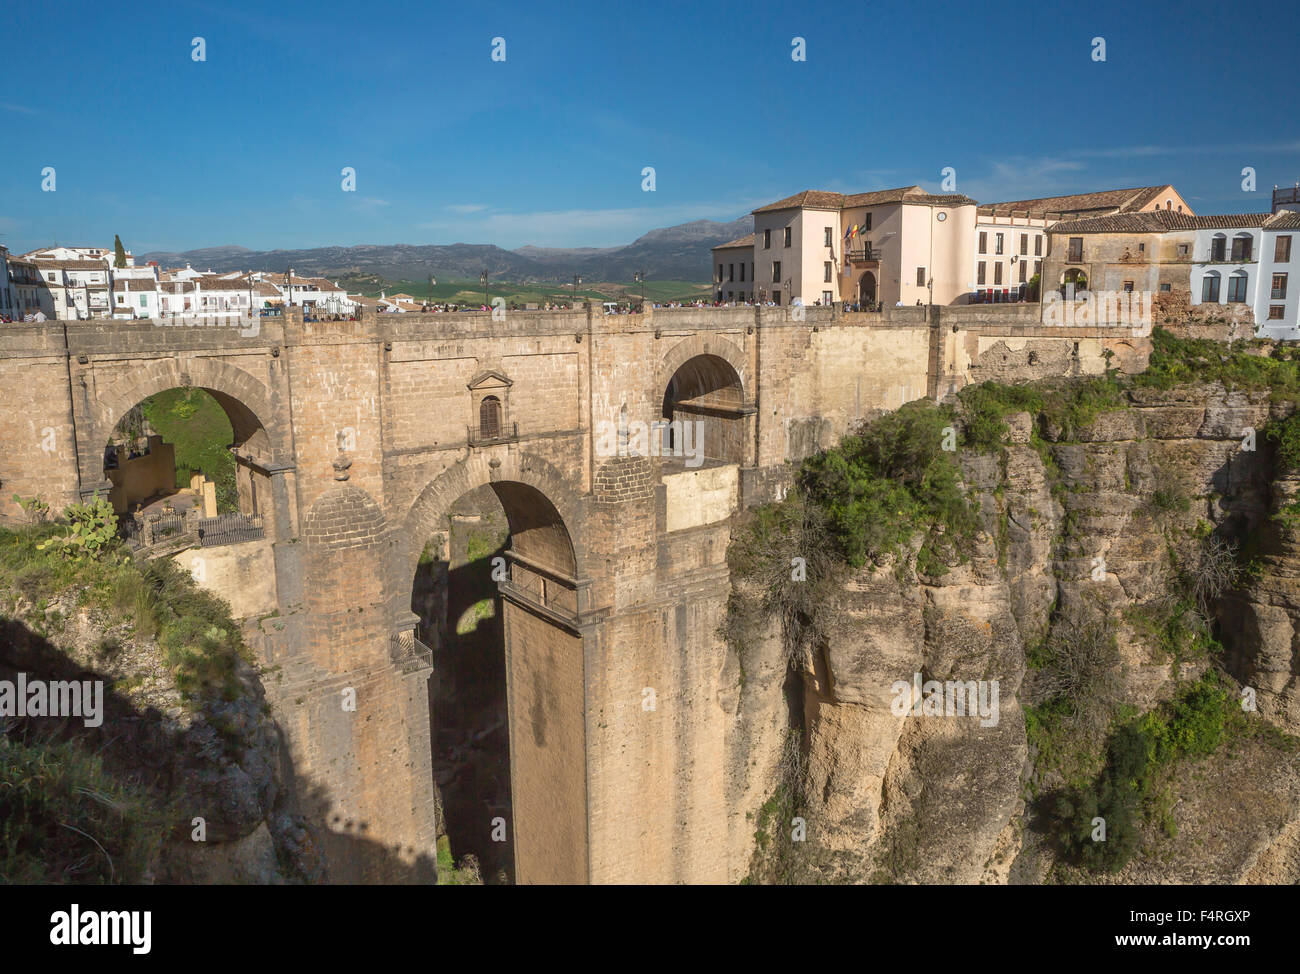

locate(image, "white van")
(602, 302), (619, 315)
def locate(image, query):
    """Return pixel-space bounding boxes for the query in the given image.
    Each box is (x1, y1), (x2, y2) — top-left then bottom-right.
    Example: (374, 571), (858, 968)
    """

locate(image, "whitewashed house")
(1257, 213), (1300, 340)
(112, 277), (159, 318)
(1189, 217), (1265, 315)
(1187, 212), (1300, 339)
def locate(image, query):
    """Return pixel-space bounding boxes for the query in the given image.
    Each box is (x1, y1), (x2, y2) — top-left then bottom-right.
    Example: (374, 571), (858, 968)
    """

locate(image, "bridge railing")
(122, 509), (265, 554)
(499, 553), (580, 626)
(197, 513), (266, 547)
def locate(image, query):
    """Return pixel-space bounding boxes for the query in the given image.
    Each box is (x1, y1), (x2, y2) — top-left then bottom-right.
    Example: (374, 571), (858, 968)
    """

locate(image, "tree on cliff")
(114, 235), (126, 268)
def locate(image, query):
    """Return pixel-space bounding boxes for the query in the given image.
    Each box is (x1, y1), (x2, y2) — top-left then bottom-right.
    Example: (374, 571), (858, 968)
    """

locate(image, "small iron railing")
(121, 510), (264, 552)
(467, 421), (518, 446)
(391, 630), (434, 670)
(198, 513), (265, 548)
(846, 246), (882, 262)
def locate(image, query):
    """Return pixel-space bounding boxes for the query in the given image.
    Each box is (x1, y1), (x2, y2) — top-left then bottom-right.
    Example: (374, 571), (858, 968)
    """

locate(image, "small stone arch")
(392, 450), (585, 615)
(654, 333), (748, 401)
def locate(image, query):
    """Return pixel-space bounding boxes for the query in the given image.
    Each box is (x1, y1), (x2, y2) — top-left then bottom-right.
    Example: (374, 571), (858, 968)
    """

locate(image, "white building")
(20, 257), (112, 319)
(7, 258), (44, 318)
(718, 186), (979, 309)
(251, 271), (354, 313)
(1188, 216), (1268, 318)
(1258, 213), (1300, 339)
(111, 277), (160, 319)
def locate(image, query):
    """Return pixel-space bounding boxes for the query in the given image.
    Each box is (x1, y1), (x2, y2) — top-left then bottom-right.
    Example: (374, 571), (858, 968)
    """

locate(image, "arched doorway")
(858, 271), (877, 306)
(407, 468), (584, 885)
(660, 354), (746, 465)
(1060, 267), (1088, 295)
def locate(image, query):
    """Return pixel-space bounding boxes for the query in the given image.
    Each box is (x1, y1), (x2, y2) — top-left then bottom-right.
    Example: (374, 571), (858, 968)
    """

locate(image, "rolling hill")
(141, 217), (751, 285)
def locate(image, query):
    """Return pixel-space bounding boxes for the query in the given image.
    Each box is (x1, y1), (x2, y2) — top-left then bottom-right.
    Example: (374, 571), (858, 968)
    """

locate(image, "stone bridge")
(0, 303), (1146, 883)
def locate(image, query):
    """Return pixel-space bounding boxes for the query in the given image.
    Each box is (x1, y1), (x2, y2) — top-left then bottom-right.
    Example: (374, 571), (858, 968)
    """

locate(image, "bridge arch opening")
(103, 386), (275, 545)
(410, 476), (583, 885)
(660, 353), (746, 465)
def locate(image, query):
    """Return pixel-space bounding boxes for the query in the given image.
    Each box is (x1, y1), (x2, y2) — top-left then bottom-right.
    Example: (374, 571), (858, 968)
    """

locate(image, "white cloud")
(446, 203), (488, 213)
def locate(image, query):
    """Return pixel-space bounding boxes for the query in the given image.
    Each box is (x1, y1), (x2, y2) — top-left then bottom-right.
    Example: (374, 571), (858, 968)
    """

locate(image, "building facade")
(715, 186), (979, 309)
(717, 183), (1192, 309)
(1042, 209), (1300, 339)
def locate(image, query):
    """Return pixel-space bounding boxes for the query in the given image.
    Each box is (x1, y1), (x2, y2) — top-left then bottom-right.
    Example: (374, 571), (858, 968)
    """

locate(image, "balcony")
(390, 629), (433, 672)
(846, 246), (882, 263)
(498, 551), (581, 630)
(467, 421), (518, 447)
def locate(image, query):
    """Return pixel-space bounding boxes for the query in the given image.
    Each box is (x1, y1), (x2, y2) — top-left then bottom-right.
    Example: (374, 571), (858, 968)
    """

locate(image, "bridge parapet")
(63, 315), (285, 355)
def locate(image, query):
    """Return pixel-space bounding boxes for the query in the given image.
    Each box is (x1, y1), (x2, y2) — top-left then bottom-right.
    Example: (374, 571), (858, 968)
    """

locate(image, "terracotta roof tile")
(712, 233), (755, 250)
(1050, 211), (1274, 233)
(753, 185), (925, 214)
(840, 186), (925, 207)
(979, 185), (1178, 218)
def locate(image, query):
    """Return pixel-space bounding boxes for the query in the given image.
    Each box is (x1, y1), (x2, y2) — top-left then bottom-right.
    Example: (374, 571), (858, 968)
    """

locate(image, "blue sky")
(2, 0), (1297, 256)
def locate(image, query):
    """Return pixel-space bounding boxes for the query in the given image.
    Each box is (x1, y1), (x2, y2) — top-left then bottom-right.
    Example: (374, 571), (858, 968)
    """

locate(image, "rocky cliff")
(725, 331), (1300, 884)
(0, 531), (322, 884)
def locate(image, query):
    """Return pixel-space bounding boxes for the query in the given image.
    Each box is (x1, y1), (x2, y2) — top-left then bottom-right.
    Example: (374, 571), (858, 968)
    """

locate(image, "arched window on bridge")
(480, 396), (502, 439)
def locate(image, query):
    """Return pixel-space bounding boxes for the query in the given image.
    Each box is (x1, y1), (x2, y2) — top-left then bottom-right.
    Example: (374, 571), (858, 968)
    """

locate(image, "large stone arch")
(83, 354), (284, 525)
(395, 448), (588, 885)
(88, 354), (280, 466)
(393, 449), (585, 609)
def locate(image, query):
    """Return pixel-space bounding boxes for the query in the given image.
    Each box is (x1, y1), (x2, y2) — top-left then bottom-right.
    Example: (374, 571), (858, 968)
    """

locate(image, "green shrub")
(0, 737), (167, 884)
(1057, 723), (1147, 872)
(36, 495), (119, 562)
(1053, 673), (1240, 874)
(1139, 674), (1234, 762)
(958, 382), (1044, 451)
(1136, 327), (1300, 396)
(956, 374), (1127, 452)
(797, 400), (978, 574)
(1265, 411), (1300, 473)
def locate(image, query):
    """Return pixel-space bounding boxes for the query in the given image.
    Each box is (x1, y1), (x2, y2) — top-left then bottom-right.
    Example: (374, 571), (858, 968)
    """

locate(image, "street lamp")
(572, 273), (582, 307)
(634, 270), (646, 308)
(480, 269), (489, 309)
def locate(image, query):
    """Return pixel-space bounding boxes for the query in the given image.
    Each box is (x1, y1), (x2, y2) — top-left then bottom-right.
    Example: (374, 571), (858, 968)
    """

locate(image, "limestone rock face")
(1219, 469), (1300, 733)
(727, 382), (1300, 884)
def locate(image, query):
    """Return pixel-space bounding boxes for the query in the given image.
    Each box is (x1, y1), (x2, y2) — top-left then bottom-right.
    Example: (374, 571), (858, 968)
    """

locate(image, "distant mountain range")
(140, 217), (752, 285)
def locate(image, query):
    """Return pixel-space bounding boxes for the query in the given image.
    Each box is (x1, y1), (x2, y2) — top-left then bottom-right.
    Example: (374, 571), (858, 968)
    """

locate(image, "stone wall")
(172, 538), (277, 621)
